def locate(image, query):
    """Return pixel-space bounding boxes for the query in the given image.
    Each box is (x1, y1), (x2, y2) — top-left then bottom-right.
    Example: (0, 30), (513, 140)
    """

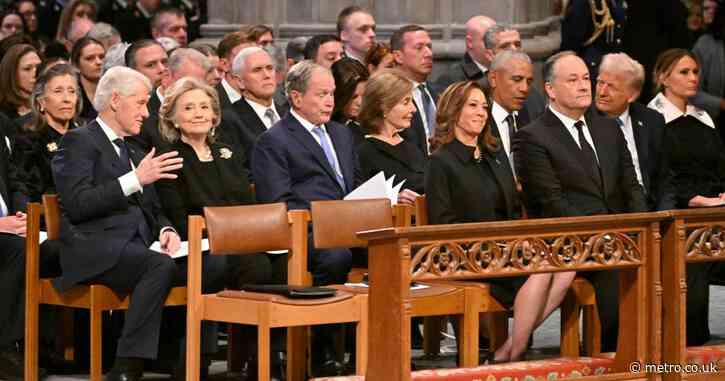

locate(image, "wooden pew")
(357, 212), (664, 381)
(661, 208), (725, 381)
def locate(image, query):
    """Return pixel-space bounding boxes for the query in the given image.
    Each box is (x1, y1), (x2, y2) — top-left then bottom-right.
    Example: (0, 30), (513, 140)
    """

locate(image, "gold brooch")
(46, 142), (58, 152)
(219, 148), (232, 159)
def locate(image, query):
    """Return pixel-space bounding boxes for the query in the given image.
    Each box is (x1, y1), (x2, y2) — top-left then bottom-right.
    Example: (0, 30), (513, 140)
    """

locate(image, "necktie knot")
(265, 108), (279, 125)
(616, 118), (624, 127)
(574, 120), (585, 132)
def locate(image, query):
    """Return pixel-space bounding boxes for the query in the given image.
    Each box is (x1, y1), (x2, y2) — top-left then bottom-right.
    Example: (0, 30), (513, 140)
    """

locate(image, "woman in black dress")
(356, 69), (423, 204)
(71, 36), (105, 120)
(648, 48), (725, 346)
(9, 63), (82, 210)
(426, 81), (574, 362)
(0, 44), (41, 123)
(331, 57), (369, 147)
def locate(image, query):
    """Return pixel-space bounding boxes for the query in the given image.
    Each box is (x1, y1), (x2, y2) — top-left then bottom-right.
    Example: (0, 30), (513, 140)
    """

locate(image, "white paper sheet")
(344, 171), (407, 204)
(149, 239), (209, 259)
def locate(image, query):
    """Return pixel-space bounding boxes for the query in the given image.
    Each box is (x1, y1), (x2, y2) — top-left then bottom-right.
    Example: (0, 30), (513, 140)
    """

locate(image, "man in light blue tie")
(252, 60), (360, 376)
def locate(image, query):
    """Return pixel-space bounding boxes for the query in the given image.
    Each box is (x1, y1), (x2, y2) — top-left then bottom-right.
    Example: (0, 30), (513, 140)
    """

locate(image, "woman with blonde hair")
(427, 80), (575, 362)
(357, 68), (423, 203)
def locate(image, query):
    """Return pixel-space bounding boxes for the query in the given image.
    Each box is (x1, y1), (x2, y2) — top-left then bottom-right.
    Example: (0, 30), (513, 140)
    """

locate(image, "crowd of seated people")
(0, 1), (724, 380)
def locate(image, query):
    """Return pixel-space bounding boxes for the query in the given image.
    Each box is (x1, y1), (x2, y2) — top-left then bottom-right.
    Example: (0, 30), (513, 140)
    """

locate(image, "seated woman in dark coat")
(331, 57), (369, 147)
(9, 63), (83, 210)
(426, 81), (575, 362)
(356, 69), (425, 204)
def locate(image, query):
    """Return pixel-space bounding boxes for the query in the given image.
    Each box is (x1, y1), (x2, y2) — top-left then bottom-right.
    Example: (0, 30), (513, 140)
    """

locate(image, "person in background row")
(240, 24), (274, 47)
(357, 69), (423, 201)
(62, 17), (94, 52)
(285, 35), (308, 69)
(0, 44), (40, 123)
(9, 63), (82, 209)
(114, 0), (159, 43)
(648, 48), (725, 347)
(337, 5), (376, 64)
(364, 41), (394, 74)
(101, 41), (129, 76)
(87, 21), (121, 50)
(216, 31), (255, 109)
(14, 0), (40, 39)
(54, 0), (96, 44)
(151, 6), (188, 48)
(692, 3), (725, 143)
(124, 39), (169, 90)
(304, 34), (344, 69)
(0, 8), (25, 39)
(191, 43), (223, 87)
(331, 57), (369, 146)
(434, 15), (495, 91)
(71, 36), (105, 120)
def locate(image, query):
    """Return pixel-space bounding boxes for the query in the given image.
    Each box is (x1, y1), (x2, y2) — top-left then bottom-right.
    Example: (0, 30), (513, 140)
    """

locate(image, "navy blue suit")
(252, 113), (358, 285)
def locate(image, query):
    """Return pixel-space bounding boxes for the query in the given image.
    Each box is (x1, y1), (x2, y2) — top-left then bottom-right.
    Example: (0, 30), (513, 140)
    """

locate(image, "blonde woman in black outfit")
(357, 69), (423, 202)
(426, 81), (574, 362)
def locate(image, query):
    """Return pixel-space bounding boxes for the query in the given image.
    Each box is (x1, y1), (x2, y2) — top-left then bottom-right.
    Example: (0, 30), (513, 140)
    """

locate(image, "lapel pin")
(637, 121), (643, 126)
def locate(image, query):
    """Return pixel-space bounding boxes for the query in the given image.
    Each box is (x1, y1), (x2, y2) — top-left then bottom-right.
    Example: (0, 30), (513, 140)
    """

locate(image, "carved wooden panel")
(685, 224), (725, 261)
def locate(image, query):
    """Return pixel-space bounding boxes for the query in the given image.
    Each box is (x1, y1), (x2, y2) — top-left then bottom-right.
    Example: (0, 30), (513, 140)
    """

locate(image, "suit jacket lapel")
(88, 122), (129, 175)
(482, 153), (515, 216)
(629, 108), (650, 192)
(490, 120), (514, 172)
(544, 110), (602, 190)
(327, 123), (354, 191)
(286, 116), (343, 190)
(236, 98), (268, 136)
(584, 115), (608, 196)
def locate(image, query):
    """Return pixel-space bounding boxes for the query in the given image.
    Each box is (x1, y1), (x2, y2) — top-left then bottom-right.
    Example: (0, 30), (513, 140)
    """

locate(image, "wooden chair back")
(204, 203), (292, 254)
(310, 198), (392, 249)
(414, 195), (428, 226)
(42, 194), (61, 240)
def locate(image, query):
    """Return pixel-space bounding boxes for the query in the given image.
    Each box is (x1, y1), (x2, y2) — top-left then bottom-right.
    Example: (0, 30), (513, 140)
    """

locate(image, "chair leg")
(582, 304), (602, 356)
(90, 307), (103, 381)
(24, 294), (40, 381)
(458, 313), (479, 367)
(286, 326), (306, 381)
(355, 317), (368, 375)
(422, 317), (442, 356)
(258, 325), (271, 381)
(56, 308), (75, 361)
(560, 290), (580, 357)
(226, 324), (244, 372)
(186, 310), (201, 381)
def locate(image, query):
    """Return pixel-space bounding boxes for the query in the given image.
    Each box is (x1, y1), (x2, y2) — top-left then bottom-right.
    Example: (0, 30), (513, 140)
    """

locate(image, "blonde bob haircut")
(357, 68), (413, 134)
(159, 76), (221, 144)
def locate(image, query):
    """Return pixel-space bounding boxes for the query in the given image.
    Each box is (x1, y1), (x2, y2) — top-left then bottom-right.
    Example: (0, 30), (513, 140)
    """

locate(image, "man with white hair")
(435, 15), (495, 90)
(51, 66), (184, 381)
(218, 46), (288, 171)
(88, 22), (122, 49)
(594, 52), (671, 211)
(129, 47), (211, 152)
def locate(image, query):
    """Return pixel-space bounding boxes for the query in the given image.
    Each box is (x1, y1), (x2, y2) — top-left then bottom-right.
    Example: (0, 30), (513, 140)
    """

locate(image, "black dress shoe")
(0, 349), (47, 381)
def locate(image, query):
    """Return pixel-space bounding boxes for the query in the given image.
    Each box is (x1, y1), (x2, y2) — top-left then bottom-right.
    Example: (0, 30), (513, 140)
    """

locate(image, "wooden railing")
(359, 211), (668, 381)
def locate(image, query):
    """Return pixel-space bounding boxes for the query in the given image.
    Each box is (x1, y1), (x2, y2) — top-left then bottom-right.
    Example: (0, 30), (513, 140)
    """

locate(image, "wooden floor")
(43, 286), (725, 380)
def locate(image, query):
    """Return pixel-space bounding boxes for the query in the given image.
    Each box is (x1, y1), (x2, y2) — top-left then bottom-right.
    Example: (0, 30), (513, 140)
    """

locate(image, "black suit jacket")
(434, 52), (485, 91)
(215, 82), (233, 111)
(127, 91), (167, 154)
(217, 97), (289, 172)
(251, 113), (358, 210)
(51, 121), (173, 291)
(402, 81), (439, 157)
(513, 108), (647, 218)
(155, 140), (253, 239)
(599, 103), (672, 210)
(357, 137), (426, 194)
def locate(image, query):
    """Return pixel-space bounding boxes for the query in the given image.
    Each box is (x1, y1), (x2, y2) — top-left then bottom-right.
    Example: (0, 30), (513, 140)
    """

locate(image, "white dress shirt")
(616, 108), (644, 187)
(0, 190), (8, 217)
(246, 98), (280, 129)
(221, 77), (242, 104)
(290, 109), (344, 180)
(96, 117), (143, 196)
(549, 105), (599, 163)
(491, 101), (517, 157)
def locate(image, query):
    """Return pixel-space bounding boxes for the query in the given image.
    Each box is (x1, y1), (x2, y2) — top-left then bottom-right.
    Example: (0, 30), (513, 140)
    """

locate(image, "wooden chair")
(355, 211), (663, 381)
(185, 203), (368, 381)
(661, 208), (725, 381)
(310, 198), (483, 367)
(24, 194), (187, 381)
(415, 195), (602, 358)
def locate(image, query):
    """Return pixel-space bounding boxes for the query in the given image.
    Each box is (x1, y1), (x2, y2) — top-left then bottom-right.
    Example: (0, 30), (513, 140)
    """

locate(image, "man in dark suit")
(114, 0), (159, 43)
(434, 15), (496, 90)
(216, 31), (255, 110)
(514, 51), (648, 353)
(218, 46), (288, 173)
(150, 6), (188, 47)
(391, 24), (438, 156)
(252, 61), (358, 376)
(128, 47), (210, 153)
(594, 52), (672, 211)
(50, 67), (186, 381)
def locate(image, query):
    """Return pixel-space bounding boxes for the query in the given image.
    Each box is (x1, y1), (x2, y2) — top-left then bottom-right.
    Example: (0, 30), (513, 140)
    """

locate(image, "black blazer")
(426, 139), (520, 224)
(127, 90), (167, 154)
(357, 137), (426, 194)
(156, 140), (253, 239)
(434, 52), (485, 91)
(402, 81), (439, 158)
(51, 121), (172, 291)
(217, 97), (289, 171)
(0, 125), (12, 212)
(599, 103), (672, 210)
(251, 113), (359, 210)
(513, 108), (647, 218)
(215, 82), (233, 111)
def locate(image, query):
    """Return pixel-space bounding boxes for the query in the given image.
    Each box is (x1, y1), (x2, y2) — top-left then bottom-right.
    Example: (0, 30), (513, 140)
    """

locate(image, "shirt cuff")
(160, 226), (177, 236)
(118, 171), (142, 196)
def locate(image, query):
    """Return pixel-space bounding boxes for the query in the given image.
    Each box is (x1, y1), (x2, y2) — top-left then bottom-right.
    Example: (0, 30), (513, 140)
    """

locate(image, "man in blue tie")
(252, 60), (359, 376)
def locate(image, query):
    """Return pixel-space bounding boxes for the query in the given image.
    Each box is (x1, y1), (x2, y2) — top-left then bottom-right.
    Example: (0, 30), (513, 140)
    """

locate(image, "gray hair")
(483, 24), (515, 49)
(87, 22), (120, 46)
(94, 66), (152, 112)
(264, 43), (287, 73)
(101, 42), (130, 76)
(543, 50), (578, 84)
(285, 60), (328, 100)
(599, 52), (645, 93)
(159, 76), (220, 143)
(286, 36), (309, 63)
(168, 48), (211, 75)
(490, 50), (532, 71)
(232, 46), (267, 75)
(156, 36), (180, 53)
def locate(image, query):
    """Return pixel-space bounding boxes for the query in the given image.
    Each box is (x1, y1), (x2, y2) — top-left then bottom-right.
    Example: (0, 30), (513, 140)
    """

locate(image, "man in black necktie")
(514, 51), (647, 353)
(51, 67), (191, 381)
(390, 24), (438, 156)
